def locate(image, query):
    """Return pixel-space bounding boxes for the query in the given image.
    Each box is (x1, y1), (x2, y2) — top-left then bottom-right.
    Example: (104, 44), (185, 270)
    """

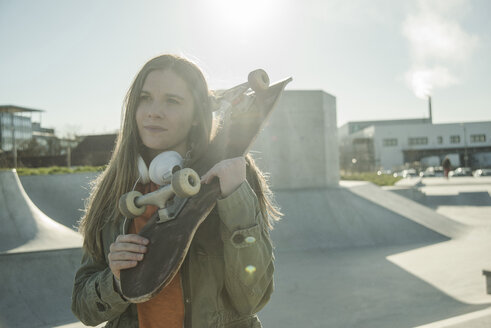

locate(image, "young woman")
(71, 54), (280, 328)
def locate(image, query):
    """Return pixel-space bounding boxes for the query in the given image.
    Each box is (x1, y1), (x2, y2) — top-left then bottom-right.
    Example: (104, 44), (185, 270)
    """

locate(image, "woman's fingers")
(111, 260), (139, 271)
(110, 241), (147, 254)
(201, 160), (227, 183)
(115, 234), (149, 245)
(201, 157), (246, 197)
(108, 251), (144, 262)
(200, 165), (218, 184)
(110, 234), (148, 255)
(109, 234), (149, 280)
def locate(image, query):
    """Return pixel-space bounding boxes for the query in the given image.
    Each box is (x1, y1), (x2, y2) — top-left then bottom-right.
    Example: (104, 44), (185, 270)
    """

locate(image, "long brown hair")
(78, 54), (281, 260)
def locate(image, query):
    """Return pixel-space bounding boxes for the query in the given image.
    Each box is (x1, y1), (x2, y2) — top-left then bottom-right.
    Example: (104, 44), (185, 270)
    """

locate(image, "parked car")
(420, 166), (444, 177)
(433, 166), (444, 177)
(377, 169), (393, 176)
(402, 169), (418, 178)
(474, 169), (491, 177)
(449, 167), (473, 177)
(420, 168), (433, 177)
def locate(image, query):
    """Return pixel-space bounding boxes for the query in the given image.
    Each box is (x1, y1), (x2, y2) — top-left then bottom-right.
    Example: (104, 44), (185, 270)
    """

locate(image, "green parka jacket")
(71, 181), (274, 327)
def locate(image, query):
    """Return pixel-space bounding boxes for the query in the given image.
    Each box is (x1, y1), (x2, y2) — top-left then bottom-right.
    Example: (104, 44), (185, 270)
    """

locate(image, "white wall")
(373, 122), (491, 169)
(252, 90), (339, 189)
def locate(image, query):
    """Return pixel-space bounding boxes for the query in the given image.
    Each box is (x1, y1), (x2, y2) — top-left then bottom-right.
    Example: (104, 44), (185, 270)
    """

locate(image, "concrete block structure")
(252, 90), (339, 190)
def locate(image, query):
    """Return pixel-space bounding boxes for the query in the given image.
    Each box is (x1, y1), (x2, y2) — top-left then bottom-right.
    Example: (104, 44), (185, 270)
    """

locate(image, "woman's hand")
(108, 234), (149, 281)
(201, 157), (246, 198)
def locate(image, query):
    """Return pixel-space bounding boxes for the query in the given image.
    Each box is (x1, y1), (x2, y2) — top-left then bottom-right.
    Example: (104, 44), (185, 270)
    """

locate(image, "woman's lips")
(144, 125), (167, 133)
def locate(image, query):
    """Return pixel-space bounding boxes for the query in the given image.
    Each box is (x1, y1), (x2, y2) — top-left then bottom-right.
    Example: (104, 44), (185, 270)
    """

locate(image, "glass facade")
(0, 113), (33, 151)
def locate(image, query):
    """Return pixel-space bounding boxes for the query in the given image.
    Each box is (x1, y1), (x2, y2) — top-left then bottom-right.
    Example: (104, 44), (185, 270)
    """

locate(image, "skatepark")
(1, 169), (491, 328)
(261, 177), (491, 328)
(1, 93), (491, 328)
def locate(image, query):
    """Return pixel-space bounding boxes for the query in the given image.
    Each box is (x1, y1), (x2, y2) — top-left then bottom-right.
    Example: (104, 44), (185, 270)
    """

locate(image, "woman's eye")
(167, 98), (180, 105)
(139, 94), (150, 102)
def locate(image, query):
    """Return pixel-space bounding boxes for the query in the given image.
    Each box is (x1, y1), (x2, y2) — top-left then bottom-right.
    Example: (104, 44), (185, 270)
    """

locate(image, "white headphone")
(137, 151), (183, 185)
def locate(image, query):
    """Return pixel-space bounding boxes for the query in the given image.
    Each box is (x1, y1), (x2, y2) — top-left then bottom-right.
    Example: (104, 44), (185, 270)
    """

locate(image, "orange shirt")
(128, 182), (184, 328)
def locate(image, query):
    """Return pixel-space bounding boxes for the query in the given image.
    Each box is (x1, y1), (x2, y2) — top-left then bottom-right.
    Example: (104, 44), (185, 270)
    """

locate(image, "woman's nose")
(147, 102), (166, 118)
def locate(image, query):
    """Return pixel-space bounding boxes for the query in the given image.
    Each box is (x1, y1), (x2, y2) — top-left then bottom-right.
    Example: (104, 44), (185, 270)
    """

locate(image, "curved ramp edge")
(0, 170), (82, 254)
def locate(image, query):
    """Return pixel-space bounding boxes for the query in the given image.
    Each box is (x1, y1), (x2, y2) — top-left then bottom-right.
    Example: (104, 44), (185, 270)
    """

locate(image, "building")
(339, 119), (491, 171)
(0, 105), (84, 167)
(29, 122), (59, 156)
(0, 105), (41, 152)
(338, 118), (431, 137)
(71, 134), (117, 166)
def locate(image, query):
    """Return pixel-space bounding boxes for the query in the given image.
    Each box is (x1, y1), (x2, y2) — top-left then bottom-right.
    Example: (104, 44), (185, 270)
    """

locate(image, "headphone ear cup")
(149, 151), (183, 185)
(137, 156), (150, 184)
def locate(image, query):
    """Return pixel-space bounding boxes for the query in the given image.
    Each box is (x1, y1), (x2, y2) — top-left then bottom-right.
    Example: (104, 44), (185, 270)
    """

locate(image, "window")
(383, 138), (398, 147)
(437, 136), (443, 144)
(3, 140), (12, 150)
(450, 135), (460, 144)
(350, 124), (362, 134)
(408, 137), (428, 146)
(470, 134), (486, 143)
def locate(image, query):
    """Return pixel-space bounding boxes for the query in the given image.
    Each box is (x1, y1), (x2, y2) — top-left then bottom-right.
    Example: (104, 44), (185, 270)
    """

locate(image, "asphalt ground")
(2, 172), (490, 327)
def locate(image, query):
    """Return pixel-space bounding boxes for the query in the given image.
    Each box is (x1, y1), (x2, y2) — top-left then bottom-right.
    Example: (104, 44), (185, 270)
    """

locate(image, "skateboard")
(119, 69), (292, 302)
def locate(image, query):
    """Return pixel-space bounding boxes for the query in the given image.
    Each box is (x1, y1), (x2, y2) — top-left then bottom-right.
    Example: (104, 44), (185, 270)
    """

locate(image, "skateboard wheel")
(171, 168), (201, 198)
(119, 191), (145, 218)
(248, 69), (269, 92)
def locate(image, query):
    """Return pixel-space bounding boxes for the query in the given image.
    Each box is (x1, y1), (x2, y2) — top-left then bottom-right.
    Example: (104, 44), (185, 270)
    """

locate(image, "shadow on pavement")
(421, 192), (491, 208)
(260, 244), (490, 328)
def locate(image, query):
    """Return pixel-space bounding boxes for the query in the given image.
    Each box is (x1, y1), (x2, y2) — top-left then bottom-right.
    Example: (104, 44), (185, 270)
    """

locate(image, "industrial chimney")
(428, 95), (433, 124)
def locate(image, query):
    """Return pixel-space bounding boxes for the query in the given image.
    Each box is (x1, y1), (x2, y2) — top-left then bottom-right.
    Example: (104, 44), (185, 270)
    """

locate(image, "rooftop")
(0, 105), (45, 114)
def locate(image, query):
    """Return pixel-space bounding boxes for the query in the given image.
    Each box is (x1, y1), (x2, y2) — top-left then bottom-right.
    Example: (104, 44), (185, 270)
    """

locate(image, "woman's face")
(136, 69), (195, 159)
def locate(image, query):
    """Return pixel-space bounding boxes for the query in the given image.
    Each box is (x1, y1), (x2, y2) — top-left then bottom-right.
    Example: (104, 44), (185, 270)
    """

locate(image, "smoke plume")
(403, 0), (478, 98)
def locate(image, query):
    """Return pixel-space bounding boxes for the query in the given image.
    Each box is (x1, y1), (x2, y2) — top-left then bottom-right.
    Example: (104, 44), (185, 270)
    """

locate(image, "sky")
(1, 0), (490, 137)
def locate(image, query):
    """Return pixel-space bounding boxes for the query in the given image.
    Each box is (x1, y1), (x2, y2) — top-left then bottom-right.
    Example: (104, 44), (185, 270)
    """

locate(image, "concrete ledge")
(383, 185), (426, 203)
(422, 176), (491, 186)
(483, 269), (491, 295)
(346, 181), (468, 239)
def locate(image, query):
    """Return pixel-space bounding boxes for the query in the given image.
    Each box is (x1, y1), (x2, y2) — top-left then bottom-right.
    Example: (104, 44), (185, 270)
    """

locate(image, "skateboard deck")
(120, 72), (292, 302)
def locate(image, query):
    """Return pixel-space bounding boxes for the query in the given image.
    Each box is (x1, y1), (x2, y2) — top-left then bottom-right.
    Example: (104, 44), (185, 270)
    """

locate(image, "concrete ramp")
(2, 170), (487, 328)
(0, 248), (83, 328)
(0, 170), (82, 254)
(19, 172), (98, 231)
(0, 170), (85, 328)
(270, 181), (465, 252)
(347, 181), (469, 239)
(260, 180), (490, 328)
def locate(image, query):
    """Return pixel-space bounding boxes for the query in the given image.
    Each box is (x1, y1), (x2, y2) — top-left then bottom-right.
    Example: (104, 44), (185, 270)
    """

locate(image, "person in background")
(442, 156), (451, 179)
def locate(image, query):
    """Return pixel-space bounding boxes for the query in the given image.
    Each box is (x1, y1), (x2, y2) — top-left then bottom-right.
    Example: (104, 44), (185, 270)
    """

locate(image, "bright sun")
(209, 0), (277, 32)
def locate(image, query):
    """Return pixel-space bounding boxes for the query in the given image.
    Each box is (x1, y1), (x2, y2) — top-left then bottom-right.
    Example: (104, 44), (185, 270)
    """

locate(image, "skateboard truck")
(119, 152), (201, 223)
(212, 69), (270, 114)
